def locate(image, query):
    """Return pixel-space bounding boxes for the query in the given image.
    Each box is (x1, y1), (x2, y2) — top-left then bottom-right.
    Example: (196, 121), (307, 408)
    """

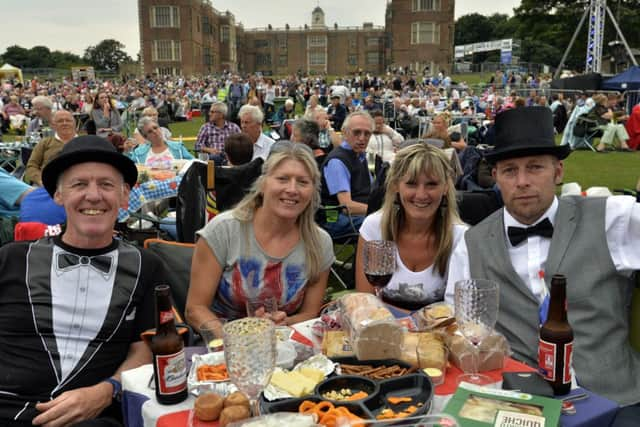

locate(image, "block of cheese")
(270, 371), (317, 397)
(298, 367), (325, 384)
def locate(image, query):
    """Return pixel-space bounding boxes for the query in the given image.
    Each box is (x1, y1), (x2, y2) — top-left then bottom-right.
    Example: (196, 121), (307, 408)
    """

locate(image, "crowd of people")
(0, 69), (639, 427)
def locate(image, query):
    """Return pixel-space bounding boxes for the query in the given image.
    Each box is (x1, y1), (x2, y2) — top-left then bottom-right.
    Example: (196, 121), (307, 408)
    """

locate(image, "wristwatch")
(103, 377), (122, 401)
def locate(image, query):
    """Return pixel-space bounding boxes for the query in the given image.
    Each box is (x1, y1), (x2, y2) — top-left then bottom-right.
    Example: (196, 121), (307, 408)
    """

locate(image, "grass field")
(169, 117), (640, 193)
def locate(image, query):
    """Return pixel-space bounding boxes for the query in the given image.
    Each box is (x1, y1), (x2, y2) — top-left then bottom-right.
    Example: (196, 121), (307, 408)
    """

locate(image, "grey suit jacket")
(465, 196), (640, 405)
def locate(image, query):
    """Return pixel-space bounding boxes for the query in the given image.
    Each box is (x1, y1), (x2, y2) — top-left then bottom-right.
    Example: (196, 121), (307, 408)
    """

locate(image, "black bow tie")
(57, 252), (113, 275)
(507, 218), (554, 246)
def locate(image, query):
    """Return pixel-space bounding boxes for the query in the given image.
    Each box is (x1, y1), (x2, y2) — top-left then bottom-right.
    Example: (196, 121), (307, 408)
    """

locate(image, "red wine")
(365, 273), (393, 288)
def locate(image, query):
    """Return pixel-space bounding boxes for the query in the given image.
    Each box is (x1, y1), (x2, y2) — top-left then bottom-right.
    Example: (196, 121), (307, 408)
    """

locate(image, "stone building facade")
(138, 0), (454, 76)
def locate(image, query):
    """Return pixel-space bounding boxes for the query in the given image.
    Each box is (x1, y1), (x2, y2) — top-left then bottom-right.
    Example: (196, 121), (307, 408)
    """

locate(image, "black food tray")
(260, 357), (433, 424)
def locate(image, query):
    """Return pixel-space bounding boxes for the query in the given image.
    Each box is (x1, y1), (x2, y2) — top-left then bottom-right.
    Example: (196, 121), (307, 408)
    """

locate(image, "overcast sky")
(1, 0), (521, 58)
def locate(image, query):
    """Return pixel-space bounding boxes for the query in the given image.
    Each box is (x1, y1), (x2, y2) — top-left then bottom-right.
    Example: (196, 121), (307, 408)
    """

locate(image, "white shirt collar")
(503, 196), (558, 238)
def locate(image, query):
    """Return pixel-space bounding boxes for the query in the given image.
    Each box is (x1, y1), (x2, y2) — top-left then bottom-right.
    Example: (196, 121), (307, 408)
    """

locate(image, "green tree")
(28, 46), (54, 68)
(454, 13), (494, 45)
(83, 39), (132, 71)
(1, 45), (30, 68)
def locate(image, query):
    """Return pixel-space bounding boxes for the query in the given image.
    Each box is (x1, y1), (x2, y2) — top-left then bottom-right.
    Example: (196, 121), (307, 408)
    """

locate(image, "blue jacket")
(127, 140), (194, 164)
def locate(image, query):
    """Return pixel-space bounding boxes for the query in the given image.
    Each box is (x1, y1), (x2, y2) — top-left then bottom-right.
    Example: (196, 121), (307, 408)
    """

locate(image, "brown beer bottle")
(538, 274), (574, 395)
(151, 284), (188, 404)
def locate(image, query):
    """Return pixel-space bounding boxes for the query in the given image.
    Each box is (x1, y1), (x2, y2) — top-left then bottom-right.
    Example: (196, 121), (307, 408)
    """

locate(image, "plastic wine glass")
(363, 240), (397, 296)
(454, 279), (499, 386)
(223, 317), (276, 416)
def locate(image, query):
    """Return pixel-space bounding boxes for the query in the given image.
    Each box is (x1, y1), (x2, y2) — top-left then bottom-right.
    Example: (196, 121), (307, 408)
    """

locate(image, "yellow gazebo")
(0, 63), (24, 85)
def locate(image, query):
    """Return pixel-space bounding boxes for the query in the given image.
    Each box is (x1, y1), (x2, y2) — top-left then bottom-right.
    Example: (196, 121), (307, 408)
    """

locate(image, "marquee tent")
(0, 63), (23, 84)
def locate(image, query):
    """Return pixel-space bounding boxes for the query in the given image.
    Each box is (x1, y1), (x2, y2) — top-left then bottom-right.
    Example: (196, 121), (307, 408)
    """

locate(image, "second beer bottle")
(538, 274), (574, 395)
(150, 284), (188, 404)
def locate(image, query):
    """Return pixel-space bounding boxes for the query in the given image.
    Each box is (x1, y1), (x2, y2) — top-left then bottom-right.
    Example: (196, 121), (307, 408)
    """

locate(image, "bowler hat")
(484, 106), (571, 163)
(42, 135), (138, 197)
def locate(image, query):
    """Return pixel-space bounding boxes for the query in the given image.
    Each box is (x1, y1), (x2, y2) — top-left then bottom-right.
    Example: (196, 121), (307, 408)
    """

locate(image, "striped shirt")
(195, 120), (241, 152)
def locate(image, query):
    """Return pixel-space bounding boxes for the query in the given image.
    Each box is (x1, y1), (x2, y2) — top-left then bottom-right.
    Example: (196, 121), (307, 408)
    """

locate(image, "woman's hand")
(251, 307), (288, 325)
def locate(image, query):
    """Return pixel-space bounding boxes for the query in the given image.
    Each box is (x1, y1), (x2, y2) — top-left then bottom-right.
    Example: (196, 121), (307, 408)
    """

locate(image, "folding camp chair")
(176, 158), (263, 243)
(572, 115), (599, 151)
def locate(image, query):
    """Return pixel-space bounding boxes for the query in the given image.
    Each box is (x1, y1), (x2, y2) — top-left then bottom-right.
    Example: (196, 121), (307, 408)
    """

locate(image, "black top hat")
(484, 106), (571, 164)
(42, 135), (138, 197)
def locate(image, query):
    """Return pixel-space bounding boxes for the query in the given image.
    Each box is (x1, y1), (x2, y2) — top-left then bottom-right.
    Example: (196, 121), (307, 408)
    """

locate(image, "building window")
(256, 54), (271, 66)
(307, 35), (327, 48)
(150, 6), (180, 28)
(278, 37), (287, 50)
(366, 52), (382, 65)
(348, 54), (357, 66)
(411, 22), (440, 44)
(254, 39), (270, 48)
(412, 0), (441, 11)
(279, 54), (287, 66)
(221, 25), (230, 42)
(156, 67), (180, 76)
(203, 47), (212, 66)
(349, 38), (357, 49)
(309, 51), (326, 65)
(367, 38), (380, 47)
(152, 40), (181, 61)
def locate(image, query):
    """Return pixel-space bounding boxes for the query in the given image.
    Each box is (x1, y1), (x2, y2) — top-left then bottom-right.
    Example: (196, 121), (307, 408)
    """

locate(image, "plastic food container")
(276, 340), (297, 370)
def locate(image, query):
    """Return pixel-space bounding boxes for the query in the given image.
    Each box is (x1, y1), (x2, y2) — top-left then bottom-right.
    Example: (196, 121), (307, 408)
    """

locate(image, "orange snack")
(387, 396), (412, 404)
(196, 363), (229, 381)
(297, 401), (364, 427)
(346, 391), (368, 401)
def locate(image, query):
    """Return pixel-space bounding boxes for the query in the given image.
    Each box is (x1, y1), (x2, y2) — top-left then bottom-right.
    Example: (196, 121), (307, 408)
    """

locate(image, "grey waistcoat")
(466, 196), (639, 406)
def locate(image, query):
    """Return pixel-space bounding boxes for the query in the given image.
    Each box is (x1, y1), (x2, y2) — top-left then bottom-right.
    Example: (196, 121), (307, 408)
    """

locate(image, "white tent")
(0, 63), (24, 84)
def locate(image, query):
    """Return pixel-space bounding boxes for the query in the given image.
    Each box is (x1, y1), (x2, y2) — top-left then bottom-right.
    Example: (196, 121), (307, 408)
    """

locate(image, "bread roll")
(194, 393), (224, 421)
(219, 405), (250, 427)
(223, 391), (250, 410)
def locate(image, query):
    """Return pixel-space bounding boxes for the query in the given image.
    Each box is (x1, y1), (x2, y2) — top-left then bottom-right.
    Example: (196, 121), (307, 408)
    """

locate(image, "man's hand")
(33, 382), (112, 427)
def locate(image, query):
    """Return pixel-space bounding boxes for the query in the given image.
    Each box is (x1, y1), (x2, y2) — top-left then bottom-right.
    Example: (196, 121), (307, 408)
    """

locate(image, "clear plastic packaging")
(226, 413), (318, 427)
(338, 293), (403, 360)
(447, 330), (510, 373)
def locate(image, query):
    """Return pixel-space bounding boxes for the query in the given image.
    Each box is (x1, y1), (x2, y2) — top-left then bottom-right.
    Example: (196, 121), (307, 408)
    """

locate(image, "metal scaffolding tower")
(586, 0), (606, 72)
(554, 0), (637, 78)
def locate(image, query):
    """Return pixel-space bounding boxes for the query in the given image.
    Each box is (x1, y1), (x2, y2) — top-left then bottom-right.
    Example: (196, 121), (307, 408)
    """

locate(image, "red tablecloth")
(434, 357), (535, 395)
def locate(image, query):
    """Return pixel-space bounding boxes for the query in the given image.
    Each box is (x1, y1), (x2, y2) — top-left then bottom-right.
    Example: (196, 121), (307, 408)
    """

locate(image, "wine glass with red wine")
(363, 240), (396, 295)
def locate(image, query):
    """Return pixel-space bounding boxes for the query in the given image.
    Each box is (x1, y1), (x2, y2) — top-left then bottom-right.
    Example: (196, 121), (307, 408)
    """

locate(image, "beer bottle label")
(154, 349), (187, 395)
(563, 341), (573, 384)
(159, 309), (174, 324)
(538, 338), (557, 381)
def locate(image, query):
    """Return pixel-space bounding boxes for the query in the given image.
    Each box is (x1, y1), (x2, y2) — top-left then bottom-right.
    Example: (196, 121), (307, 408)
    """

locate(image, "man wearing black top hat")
(0, 136), (167, 427)
(445, 107), (640, 424)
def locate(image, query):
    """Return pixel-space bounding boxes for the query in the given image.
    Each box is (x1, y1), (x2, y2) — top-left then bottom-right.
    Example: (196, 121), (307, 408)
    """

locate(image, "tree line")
(2, 1), (639, 74)
(0, 39), (132, 72)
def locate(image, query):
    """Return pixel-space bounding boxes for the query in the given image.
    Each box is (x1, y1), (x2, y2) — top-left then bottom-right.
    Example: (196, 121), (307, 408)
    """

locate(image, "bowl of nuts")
(316, 375), (378, 403)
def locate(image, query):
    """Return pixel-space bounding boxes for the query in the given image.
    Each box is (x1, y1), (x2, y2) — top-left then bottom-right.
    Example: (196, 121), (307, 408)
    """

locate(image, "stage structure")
(554, 0), (637, 78)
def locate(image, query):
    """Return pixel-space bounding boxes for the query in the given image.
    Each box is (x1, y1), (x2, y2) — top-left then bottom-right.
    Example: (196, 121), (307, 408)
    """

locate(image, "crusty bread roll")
(194, 393), (224, 421)
(219, 405), (251, 427)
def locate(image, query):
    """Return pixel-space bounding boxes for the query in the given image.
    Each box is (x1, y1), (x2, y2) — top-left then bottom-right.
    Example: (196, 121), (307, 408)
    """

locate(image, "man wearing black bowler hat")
(445, 107), (640, 424)
(0, 136), (167, 427)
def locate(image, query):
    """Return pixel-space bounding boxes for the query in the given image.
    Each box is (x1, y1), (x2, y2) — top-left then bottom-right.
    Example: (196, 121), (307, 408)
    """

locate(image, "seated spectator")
(356, 144), (466, 310)
(275, 98), (296, 124)
(0, 135), (164, 426)
(239, 105), (275, 161)
(132, 106), (172, 145)
(127, 116), (193, 166)
(26, 95), (54, 137)
(319, 111), (374, 237)
(327, 95), (347, 130)
(625, 103), (640, 150)
(90, 91), (123, 138)
(425, 112), (467, 152)
(185, 142), (334, 327)
(196, 101), (241, 165)
(224, 133), (254, 166)
(304, 95), (322, 118)
(0, 169), (33, 218)
(289, 119), (326, 168)
(312, 109), (341, 154)
(25, 110), (76, 186)
(589, 94), (631, 152)
(1, 95), (26, 133)
(366, 110), (404, 164)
